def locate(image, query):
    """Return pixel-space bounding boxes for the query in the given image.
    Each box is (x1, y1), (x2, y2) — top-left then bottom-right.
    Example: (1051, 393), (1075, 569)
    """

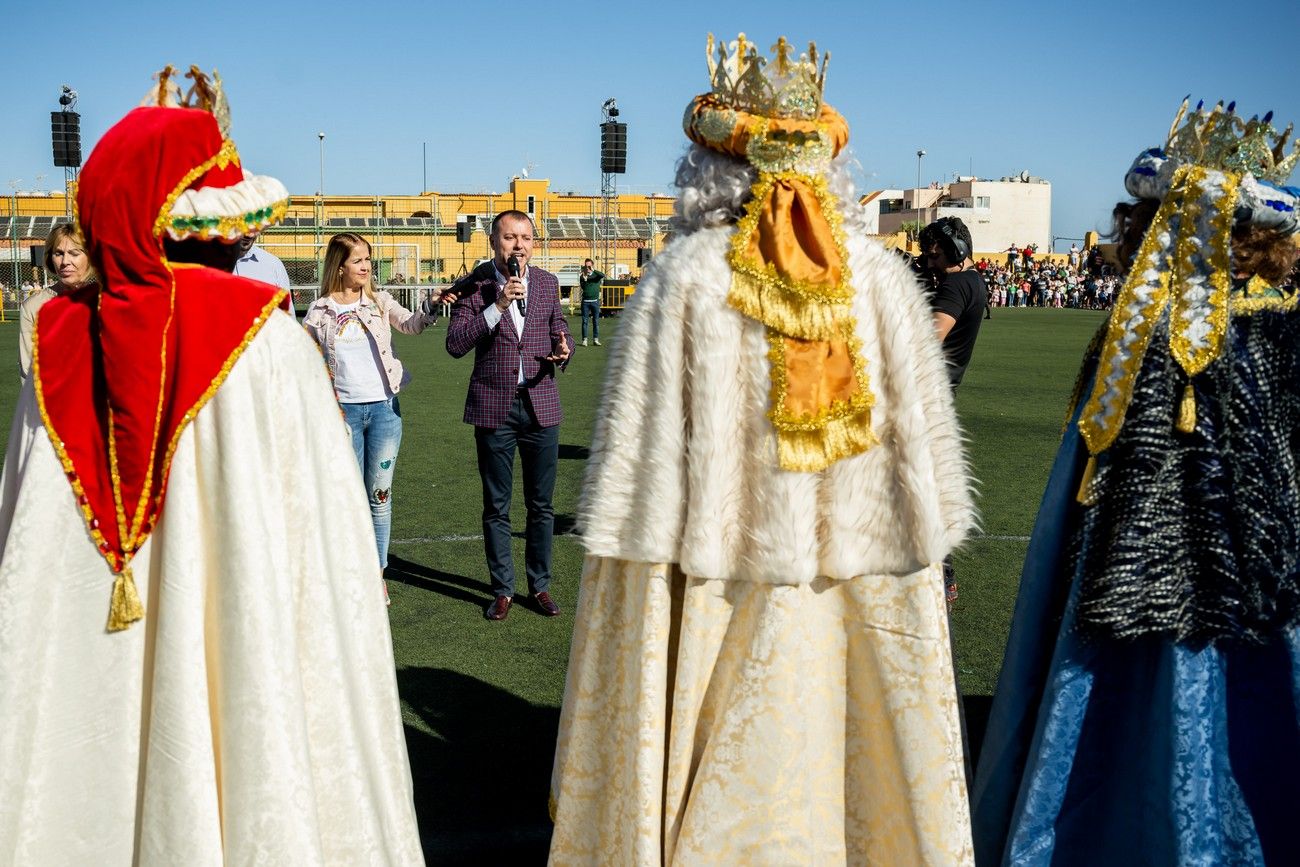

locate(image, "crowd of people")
(976, 258), (1122, 309)
(0, 44), (1298, 867)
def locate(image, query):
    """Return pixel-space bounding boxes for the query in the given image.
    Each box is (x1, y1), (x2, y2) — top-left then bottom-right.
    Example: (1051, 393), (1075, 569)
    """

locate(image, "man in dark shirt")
(920, 215), (984, 624)
(920, 217), (984, 388)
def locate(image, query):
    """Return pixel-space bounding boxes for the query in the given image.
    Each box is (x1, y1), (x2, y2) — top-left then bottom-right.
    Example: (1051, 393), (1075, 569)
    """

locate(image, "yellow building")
(2, 178), (676, 293)
(251, 177), (675, 288)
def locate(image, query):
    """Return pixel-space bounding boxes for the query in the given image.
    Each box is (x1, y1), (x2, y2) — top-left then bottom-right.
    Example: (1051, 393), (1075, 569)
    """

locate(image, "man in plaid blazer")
(446, 210), (574, 621)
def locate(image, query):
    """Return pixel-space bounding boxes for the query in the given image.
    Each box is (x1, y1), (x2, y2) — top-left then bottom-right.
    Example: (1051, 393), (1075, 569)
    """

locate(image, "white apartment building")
(861, 173), (1052, 253)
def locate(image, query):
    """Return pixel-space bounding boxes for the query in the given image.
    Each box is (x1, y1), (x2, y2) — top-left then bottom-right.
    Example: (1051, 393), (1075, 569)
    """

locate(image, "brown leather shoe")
(534, 591), (561, 617)
(485, 595), (512, 621)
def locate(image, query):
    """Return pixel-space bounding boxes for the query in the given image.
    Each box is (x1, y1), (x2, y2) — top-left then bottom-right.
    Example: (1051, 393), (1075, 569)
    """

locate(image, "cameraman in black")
(919, 215), (984, 784)
(920, 216), (984, 389)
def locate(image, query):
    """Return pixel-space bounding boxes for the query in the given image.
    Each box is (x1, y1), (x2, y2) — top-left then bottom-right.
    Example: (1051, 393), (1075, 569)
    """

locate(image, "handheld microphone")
(508, 254), (525, 318)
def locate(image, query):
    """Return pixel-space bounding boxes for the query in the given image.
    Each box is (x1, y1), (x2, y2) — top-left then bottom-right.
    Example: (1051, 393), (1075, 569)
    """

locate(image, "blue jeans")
(580, 298), (600, 339)
(341, 396), (402, 569)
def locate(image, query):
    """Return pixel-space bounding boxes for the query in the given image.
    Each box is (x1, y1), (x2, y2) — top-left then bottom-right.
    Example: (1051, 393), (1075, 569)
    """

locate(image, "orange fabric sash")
(685, 94), (876, 471)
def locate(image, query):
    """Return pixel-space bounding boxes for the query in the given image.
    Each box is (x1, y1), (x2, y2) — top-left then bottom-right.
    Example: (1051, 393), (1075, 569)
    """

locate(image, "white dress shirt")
(482, 262), (527, 385)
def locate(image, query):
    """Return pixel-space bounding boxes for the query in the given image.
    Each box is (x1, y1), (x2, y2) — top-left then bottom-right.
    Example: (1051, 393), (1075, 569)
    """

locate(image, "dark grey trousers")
(474, 391), (559, 598)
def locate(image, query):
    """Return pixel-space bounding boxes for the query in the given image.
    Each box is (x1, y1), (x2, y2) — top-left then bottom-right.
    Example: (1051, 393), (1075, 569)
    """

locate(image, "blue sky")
(3, 0), (1297, 248)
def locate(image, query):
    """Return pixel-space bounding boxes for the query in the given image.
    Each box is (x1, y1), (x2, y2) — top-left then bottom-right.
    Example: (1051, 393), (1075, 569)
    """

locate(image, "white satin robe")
(0, 312), (424, 865)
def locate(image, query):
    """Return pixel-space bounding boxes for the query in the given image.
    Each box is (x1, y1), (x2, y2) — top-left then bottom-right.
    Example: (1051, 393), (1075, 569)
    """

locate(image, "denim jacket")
(302, 290), (436, 395)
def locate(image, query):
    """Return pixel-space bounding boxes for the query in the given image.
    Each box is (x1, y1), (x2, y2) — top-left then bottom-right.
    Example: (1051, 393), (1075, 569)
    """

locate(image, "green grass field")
(0, 304), (1107, 863)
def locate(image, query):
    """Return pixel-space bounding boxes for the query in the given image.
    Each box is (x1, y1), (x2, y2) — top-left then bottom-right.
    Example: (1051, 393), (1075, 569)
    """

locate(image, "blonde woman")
(19, 223), (94, 381)
(302, 232), (439, 573)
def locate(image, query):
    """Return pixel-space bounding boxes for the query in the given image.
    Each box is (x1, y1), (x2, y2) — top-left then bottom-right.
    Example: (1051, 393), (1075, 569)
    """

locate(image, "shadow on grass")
(400, 666), (557, 865)
(387, 555), (489, 608)
(557, 444), (589, 461)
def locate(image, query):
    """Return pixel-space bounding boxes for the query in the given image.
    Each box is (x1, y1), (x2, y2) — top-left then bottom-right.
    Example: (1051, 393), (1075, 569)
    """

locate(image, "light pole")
(915, 149), (926, 248)
(7, 179), (21, 320)
(317, 132), (326, 197)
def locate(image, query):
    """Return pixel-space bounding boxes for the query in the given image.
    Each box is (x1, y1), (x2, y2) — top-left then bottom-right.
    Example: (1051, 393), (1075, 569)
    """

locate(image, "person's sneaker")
(580, 338), (588, 347)
(593, 338), (602, 346)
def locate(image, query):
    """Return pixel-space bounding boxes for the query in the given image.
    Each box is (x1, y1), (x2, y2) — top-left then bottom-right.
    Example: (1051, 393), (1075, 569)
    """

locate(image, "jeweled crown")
(1165, 97), (1299, 184)
(705, 33), (828, 121)
(140, 65), (233, 138)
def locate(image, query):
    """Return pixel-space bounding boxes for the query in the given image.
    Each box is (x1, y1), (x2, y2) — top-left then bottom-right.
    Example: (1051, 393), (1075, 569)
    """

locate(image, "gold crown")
(140, 65), (232, 138)
(704, 33), (829, 121)
(1165, 97), (1299, 184)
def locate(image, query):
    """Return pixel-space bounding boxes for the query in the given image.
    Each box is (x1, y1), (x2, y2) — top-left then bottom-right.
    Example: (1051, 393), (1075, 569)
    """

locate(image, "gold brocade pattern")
(549, 557), (974, 866)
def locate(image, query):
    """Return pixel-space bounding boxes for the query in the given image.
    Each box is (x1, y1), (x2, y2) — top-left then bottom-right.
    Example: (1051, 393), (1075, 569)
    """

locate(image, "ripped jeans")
(341, 396), (402, 569)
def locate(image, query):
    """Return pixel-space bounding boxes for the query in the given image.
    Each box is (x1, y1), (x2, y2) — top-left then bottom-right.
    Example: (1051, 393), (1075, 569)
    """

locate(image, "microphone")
(508, 254), (525, 318)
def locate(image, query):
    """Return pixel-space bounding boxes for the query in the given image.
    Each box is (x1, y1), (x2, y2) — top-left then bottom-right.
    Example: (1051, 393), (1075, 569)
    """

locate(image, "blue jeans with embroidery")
(341, 396), (402, 569)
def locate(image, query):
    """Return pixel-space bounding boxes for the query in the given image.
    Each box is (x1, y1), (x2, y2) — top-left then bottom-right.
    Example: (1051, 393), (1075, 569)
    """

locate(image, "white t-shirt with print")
(328, 299), (390, 403)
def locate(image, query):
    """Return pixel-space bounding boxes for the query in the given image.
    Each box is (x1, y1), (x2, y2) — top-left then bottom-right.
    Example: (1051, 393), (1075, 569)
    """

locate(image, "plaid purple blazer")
(446, 262), (574, 429)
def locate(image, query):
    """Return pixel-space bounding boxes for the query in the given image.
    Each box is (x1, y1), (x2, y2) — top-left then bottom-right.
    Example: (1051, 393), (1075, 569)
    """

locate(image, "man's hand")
(544, 337), (571, 364)
(496, 276), (525, 312)
(435, 285), (464, 305)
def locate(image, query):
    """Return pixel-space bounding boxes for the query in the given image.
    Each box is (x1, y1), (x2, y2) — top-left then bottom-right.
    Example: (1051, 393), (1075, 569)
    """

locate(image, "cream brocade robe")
(550, 228), (977, 865)
(0, 313), (424, 866)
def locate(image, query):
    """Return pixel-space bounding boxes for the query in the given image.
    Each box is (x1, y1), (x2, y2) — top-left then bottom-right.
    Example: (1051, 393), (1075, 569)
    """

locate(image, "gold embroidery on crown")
(745, 120), (834, 174)
(705, 33), (829, 121)
(692, 106), (740, 145)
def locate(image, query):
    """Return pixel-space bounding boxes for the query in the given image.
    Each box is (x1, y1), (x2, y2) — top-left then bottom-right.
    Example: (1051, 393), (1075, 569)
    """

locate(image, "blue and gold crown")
(1164, 97), (1299, 184)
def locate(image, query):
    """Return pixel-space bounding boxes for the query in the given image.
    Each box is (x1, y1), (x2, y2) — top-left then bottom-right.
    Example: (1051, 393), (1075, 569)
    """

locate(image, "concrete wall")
(862, 177), (1052, 253)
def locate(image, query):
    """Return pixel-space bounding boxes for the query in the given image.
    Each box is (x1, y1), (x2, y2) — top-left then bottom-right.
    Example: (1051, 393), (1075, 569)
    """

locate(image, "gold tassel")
(1076, 455), (1098, 505)
(1176, 382), (1197, 433)
(106, 565), (145, 632)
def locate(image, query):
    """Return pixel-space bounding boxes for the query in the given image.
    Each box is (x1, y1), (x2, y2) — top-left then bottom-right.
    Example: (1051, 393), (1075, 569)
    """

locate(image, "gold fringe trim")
(106, 565), (144, 632)
(776, 405), (880, 473)
(765, 327), (879, 471)
(1176, 382), (1197, 433)
(729, 270), (850, 343)
(726, 170), (853, 341)
(1076, 455), (1098, 505)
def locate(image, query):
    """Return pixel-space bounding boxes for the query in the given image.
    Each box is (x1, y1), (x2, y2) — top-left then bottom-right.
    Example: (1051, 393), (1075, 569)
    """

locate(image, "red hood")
(34, 105), (286, 630)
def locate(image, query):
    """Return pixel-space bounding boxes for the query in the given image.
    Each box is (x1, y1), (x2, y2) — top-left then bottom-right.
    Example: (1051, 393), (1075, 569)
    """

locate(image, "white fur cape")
(578, 226), (975, 584)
